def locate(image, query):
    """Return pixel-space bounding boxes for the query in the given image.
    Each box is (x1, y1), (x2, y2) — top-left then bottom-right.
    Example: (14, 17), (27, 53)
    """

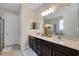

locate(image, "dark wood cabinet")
(53, 51), (66, 56)
(36, 39), (42, 49)
(52, 43), (79, 56)
(36, 39), (42, 56)
(32, 38), (37, 52)
(42, 45), (51, 56)
(29, 36), (37, 53)
(29, 36), (33, 49)
(41, 40), (52, 56)
(29, 35), (79, 56)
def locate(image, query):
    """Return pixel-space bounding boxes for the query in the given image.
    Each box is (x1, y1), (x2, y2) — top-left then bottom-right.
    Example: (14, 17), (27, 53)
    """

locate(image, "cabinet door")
(37, 39), (42, 49)
(29, 36), (33, 49)
(36, 39), (42, 56)
(41, 40), (52, 56)
(29, 36), (37, 53)
(42, 45), (51, 56)
(32, 37), (37, 53)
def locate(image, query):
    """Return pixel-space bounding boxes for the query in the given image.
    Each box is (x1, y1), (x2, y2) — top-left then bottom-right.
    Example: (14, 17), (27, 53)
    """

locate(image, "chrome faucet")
(58, 35), (62, 39)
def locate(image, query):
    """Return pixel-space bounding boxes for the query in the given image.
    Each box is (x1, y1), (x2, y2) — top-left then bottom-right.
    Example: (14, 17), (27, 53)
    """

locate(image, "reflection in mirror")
(44, 16), (64, 35)
(42, 3), (79, 38)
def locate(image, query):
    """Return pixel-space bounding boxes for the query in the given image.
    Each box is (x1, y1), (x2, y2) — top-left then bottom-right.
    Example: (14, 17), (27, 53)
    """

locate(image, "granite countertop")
(29, 33), (79, 51)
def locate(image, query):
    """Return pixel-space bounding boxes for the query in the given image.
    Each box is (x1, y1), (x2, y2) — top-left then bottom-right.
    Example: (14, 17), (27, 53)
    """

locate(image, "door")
(4, 12), (19, 46)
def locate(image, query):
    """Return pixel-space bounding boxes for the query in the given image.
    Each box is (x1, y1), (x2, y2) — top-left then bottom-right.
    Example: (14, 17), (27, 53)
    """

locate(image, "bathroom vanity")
(29, 4), (79, 56)
(29, 34), (79, 56)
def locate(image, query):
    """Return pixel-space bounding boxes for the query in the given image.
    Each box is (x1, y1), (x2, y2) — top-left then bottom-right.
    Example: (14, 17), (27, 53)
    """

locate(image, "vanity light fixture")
(41, 7), (55, 16)
(43, 24), (52, 27)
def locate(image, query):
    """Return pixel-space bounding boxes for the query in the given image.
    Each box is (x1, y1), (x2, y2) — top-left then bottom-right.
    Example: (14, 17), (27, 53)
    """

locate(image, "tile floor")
(1, 44), (22, 56)
(23, 48), (37, 56)
(0, 44), (37, 56)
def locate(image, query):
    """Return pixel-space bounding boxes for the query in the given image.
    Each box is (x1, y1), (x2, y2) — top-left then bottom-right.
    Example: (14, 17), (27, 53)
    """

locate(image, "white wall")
(21, 4), (36, 50)
(0, 9), (19, 46)
(63, 4), (78, 37)
(0, 10), (4, 17)
(44, 17), (60, 24)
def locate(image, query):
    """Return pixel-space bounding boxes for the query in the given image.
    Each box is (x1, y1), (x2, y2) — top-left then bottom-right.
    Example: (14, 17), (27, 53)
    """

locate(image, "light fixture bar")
(41, 7), (55, 16)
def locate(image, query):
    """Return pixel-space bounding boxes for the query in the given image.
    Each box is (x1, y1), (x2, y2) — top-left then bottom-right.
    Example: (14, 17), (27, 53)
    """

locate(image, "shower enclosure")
(0, 17), (4, 52)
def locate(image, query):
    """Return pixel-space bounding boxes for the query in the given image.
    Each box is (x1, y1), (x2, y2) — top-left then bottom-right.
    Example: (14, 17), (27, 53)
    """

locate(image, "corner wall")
(20, 4), (36, 50)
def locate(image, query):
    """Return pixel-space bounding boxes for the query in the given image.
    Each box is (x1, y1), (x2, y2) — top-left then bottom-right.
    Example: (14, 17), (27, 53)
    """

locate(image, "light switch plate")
(77, 28), (79, 32)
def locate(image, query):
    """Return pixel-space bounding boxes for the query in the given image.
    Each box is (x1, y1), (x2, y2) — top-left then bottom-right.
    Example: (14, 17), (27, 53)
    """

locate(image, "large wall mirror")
(43, 3), (79, 38)
(44, 16), (64, 35)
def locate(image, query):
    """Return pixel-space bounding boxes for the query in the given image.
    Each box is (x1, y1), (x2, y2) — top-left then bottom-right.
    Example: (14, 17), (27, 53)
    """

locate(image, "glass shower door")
(0, 17), (4, 51)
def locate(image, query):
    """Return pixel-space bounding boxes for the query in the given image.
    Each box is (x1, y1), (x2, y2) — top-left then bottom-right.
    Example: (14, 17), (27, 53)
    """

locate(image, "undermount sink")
(53, 39), (64, 44)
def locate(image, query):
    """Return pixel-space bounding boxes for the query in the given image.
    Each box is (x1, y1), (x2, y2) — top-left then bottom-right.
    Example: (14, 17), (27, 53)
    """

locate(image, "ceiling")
(0, 3), (43, 14)
(24, 3), (43, 10)
(0, 3), (69, 14)
(0, 3), (21, 14)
